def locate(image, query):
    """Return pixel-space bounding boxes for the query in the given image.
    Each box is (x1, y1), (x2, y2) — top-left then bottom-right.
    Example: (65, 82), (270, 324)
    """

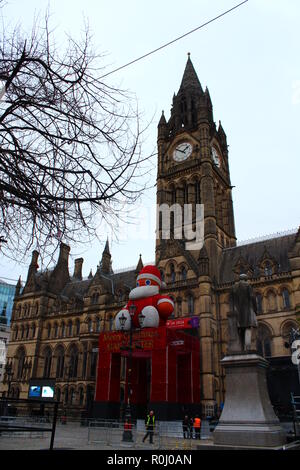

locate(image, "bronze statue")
(228, 274), (258, 353)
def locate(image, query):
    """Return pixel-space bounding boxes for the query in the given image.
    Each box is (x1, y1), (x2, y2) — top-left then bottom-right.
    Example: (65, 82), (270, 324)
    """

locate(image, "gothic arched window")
(184, 184), (189, 204)
(90, 351), (98, 378)
(282, 288), (291, 310)
(56, 346), (65, 379)
(188, 294), (194, 315)
(170, 264), (176, 283)
(91, 292), (99, 305)
(264, 261), (273, 276)
(16, 348), (25, 379)
(256, 293), (263, 315)
(181, 266), (187, 281)
(70, 387), (75, 405)
(31, 323), (36, 339)
(171, 187), (176, 204)
(195, 181), (201, 204)
(180, 97), (187, 126)
(79, 387), (84, 406)
(64, 387), (69, 404)
(82, 348), (87, 379)
(75, 319), (80, 335)
(43, 347), (52, 378)
(257, 324), (272, 358)
(69, 346), (78, 378)
(96, 317), (101, 333)
(266, 291), (277, 312)
(68, 321), (73, 337)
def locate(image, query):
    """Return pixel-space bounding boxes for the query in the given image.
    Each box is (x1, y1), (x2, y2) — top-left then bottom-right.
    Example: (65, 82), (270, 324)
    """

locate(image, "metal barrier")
(87, 420), (210, 449)
(291, 393), (300, 438)
(88, 420), (137, 447)
(0, 397), (59, 450)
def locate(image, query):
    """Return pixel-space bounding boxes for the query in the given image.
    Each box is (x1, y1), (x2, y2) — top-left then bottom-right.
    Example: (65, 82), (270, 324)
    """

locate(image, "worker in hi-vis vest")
(193, 415), (201, 439)
(142, 410), (155, 444)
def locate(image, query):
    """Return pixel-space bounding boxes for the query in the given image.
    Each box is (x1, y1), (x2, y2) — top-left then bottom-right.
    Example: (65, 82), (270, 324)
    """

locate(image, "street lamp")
(126, 304), (136, 418)
(121, 303), (136, 442)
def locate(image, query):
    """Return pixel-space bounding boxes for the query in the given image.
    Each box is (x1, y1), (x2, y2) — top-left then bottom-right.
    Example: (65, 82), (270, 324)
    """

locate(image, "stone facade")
(1, 56), (300, 418)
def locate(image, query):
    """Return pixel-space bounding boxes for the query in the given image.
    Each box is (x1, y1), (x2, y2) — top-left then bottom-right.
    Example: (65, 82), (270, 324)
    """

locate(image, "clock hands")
(173, 142), (192, 161)
(177, 145), (191, 154)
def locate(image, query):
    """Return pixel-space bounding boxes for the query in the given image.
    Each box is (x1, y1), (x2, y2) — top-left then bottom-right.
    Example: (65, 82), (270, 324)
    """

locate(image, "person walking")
(189, 416), (194, 439)
(142, 410), (155, 444)
(182, 415), (189, 439)
(193, 415), (201, 440)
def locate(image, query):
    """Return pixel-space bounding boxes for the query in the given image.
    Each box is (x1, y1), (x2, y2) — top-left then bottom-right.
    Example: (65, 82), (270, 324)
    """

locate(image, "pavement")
(0, 420), (295, 451)
(0, 421), (209, 450)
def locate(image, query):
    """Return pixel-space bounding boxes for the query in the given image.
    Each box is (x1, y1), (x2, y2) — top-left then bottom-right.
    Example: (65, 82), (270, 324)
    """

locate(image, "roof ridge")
(113, 261), (155, 274)
(223, 228), (298, 251)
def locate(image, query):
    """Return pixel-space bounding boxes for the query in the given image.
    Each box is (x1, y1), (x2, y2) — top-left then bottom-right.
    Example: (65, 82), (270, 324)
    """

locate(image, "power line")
(100, 0), (249, 79)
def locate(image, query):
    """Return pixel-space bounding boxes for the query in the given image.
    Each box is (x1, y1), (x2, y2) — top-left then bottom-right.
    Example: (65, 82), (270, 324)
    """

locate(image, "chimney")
(57, 243), (70, 264)
(73, 258), (83, 280)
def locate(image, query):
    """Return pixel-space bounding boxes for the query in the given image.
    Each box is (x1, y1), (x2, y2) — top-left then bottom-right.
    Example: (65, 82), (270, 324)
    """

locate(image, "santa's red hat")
(137, 265), (162, 287)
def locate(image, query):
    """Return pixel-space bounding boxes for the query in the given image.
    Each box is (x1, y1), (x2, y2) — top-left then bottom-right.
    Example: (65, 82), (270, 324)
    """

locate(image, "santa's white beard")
(129, 285), (159, 300)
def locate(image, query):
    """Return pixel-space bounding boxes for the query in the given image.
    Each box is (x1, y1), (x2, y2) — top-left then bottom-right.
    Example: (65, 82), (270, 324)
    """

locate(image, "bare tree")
(0, 12), (153, 262)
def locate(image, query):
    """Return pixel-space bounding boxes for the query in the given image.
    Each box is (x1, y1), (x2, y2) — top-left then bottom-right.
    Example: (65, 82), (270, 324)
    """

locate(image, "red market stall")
(94, 325), (201, 420)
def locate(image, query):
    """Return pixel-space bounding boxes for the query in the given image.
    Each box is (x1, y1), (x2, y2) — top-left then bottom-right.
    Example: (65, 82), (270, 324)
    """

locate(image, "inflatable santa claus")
(115, 265), (174, 330)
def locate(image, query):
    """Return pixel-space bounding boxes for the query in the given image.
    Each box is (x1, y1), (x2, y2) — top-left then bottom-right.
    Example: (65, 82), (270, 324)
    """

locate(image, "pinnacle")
(158, 110), (167, 126)
(136, 253), (143, 272)
(179, 55), (203, 93)
(103, 238), (110, 255)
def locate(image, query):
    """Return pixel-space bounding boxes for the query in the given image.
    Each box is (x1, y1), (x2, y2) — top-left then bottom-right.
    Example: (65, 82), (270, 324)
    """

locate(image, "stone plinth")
(213, 353), (286, 447)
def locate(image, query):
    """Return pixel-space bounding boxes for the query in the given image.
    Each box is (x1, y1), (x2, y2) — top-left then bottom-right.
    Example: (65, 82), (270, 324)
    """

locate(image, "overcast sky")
(0, 0), (299, 284)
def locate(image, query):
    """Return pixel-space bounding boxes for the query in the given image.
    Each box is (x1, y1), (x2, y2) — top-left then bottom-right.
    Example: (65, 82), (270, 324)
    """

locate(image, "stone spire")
(99, 238), (113, 274)
(15, 276), (22, 296)
(136, 254), (143, 273)
(178, 53), (203, 94)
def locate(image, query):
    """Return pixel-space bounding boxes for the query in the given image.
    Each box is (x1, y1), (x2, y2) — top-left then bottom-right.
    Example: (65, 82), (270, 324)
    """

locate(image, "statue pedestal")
(213, 353), (286, 447)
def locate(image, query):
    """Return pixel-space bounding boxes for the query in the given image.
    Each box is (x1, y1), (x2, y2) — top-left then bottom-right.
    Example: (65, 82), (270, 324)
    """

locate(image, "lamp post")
(126, 304), (136, 421)
(119, 304), (136, 441)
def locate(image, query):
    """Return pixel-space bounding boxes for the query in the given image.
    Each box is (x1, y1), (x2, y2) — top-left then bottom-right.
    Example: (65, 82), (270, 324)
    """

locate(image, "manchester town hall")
(1, 56), (299, 419)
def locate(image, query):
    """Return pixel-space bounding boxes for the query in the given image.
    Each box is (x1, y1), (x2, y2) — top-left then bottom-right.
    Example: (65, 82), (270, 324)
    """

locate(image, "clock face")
(211, 147), (221, 167)
(173, 142), (193, 162)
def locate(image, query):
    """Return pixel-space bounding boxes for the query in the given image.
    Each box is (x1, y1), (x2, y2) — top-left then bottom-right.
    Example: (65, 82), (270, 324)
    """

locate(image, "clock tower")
(155, 55), (237, 412)
(156, 54), (236, 280)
